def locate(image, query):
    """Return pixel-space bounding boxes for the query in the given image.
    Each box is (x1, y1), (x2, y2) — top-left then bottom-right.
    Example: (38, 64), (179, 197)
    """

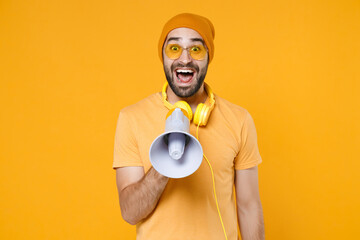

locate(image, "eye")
(170, 45), (180, 51)
(191, 46), (201, 52)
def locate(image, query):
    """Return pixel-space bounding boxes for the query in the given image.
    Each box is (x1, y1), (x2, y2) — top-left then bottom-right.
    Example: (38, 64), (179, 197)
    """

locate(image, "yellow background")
(1, 0), (359, 239)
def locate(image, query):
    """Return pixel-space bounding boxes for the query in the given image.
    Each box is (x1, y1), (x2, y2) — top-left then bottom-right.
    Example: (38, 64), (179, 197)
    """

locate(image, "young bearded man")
(113, 13), (265, 240)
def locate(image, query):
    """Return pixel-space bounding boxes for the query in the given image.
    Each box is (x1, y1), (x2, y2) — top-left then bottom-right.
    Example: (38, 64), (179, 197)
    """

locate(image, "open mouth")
(175, 69), (195, 83)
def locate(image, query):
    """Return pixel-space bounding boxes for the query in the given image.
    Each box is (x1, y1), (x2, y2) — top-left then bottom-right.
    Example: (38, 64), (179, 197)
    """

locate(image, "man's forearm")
(238, 202), (265, 240)
(119, 167), (168, 225)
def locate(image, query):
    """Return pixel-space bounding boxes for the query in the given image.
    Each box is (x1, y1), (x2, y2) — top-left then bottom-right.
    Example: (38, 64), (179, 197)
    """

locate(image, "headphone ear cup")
(174, 101), (193, 120)
(194, 103), (209, 126)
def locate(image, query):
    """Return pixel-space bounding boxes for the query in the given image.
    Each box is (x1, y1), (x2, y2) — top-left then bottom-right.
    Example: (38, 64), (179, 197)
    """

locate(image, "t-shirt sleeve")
(113, 111), (143, 169)
(234, 111), (262, 170)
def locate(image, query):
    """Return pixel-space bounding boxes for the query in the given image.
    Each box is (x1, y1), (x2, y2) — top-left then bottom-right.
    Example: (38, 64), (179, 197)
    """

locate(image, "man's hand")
(116, 167), (168, 225)
(235, 166), (265, 240)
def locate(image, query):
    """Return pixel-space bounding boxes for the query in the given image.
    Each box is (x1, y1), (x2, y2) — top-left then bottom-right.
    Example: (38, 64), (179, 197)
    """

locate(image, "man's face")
(163, 28), (209, 98)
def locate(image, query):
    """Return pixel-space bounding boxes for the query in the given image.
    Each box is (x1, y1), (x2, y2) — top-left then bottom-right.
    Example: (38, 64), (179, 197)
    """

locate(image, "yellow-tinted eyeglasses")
(165, 43), (207, 60)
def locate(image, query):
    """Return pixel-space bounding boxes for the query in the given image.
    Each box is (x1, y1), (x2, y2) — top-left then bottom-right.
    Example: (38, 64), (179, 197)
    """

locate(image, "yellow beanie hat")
(158, 13), (215, 63)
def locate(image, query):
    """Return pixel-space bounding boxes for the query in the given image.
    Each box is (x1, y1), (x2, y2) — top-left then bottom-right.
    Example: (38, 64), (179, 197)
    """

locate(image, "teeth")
(176, 69), (194, 73)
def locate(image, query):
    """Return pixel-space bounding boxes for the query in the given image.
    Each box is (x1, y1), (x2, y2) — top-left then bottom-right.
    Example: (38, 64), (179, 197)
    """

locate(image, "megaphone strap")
(195, 122), (228, 240)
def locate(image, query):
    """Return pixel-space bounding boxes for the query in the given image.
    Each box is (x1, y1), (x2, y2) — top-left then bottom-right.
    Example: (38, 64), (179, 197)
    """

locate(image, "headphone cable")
(196, 122), (228, 240)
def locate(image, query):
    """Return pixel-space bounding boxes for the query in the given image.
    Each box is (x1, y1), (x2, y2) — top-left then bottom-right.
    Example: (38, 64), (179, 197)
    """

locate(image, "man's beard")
(164, 62), (208, 98)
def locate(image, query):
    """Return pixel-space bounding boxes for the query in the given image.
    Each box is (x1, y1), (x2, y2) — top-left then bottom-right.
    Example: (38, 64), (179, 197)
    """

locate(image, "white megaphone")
(149, 108), (203, 178)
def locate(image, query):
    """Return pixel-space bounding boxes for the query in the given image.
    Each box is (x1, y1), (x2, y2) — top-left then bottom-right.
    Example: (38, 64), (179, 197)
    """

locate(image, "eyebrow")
(167, 37), (205, 45)
(167, 37), (181, 42)
(190, 38), (205, 44)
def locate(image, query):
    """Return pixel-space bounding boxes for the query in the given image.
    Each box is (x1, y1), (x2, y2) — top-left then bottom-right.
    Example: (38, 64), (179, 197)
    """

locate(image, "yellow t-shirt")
(113, 92), (262, 240)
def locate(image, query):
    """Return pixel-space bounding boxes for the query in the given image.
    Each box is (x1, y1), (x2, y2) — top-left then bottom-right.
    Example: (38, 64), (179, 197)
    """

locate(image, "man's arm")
(116, 166), (169, 225)
(235, 166), (265, 240)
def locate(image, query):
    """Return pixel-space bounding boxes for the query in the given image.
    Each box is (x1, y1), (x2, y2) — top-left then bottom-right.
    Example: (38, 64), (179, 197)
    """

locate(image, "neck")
(166, 84), (208, 113)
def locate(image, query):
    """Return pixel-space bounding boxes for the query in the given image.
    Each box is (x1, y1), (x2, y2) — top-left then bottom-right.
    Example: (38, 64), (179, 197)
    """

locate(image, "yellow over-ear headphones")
(162, 82), (215, 126)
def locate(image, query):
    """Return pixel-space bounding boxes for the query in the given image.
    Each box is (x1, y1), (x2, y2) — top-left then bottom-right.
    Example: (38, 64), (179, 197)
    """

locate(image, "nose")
(178, 48), (192, 64)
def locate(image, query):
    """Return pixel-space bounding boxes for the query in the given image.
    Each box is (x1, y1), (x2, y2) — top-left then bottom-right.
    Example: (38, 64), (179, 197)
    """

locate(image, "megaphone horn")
(149, 108), (203, 178)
